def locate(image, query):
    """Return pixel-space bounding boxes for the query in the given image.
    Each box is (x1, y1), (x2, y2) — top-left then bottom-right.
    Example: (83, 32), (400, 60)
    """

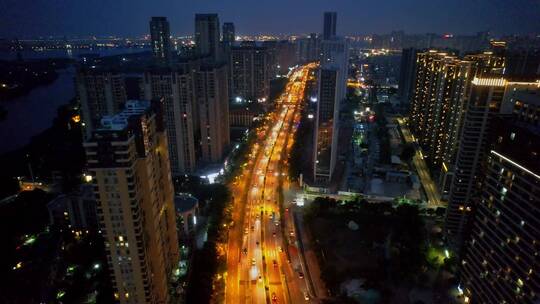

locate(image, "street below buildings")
(225, 63), (322, 304)
(397, 117), (444, 208)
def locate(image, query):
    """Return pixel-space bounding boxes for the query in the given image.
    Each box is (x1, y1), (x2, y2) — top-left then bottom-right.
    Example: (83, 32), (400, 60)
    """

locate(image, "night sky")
(0, 0), (539, 38)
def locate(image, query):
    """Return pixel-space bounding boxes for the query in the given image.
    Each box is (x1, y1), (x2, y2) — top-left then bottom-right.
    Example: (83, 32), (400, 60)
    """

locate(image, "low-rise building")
(174, 193), (199, 235)
(46, 184), (98, 233)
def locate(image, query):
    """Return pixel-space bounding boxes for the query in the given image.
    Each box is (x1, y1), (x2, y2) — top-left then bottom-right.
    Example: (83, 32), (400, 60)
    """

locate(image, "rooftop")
(174, 193), (199, 213)
(99, 100), (151, 131)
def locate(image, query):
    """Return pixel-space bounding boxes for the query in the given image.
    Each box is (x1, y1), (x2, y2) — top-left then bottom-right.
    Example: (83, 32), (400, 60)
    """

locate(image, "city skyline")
(1, 0), (540, 38)
(1, 4), (539, 304)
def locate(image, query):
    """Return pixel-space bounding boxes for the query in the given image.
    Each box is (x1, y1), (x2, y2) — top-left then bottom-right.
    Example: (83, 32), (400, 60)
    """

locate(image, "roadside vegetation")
(304, 197), (456, 302)
(177, 177), (231, 304)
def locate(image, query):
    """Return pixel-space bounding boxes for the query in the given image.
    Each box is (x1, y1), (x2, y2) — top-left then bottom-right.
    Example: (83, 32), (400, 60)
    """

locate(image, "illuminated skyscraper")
(84, 100), (180, 304)
(149, 17), (171, 64)
(460, 110), (540, 303)
(409, 51), (473, 187)
(194, 63), (230, 163)
(409, 50), (506, 199)
(143, 65), (198, 175)
(313, 51), (348, 183)
(446, 78), (538, 249)
(144, 62), (230, 174)
(230, 41), (271, 102)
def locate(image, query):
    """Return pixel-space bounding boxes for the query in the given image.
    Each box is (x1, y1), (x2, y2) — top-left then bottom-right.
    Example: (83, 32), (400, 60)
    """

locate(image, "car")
(244, 228), (249, 234)
(243, 248), (248, 255)
(278, 246), (283, 252)
(258, 275), (263, 282)
(304, 292), (310, 300)
(251, 225), (255, 231)
(251, 258), (256, 266)
(271, 292), (277, 302)
(273, 260), (278, 267)
(289, 230), (294, 236)
(272, 232), (276, 237)
(298, 271), (304, 279)
(256, 241), (260, 246)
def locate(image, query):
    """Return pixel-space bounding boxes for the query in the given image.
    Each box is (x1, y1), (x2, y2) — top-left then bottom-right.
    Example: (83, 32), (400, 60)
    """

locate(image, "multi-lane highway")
(225, 63), (318, 304)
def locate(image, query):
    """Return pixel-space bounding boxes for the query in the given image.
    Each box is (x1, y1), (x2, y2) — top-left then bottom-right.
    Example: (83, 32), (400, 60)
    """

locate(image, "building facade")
(143, 66), (198, 175)
(323, 12), (337, 41)
(460, 116), (540, 303)
(445, 78), (538, 249)
(230, 42), (271, 102)
(222, 22), (235, 47)
(76, 70), (127, 139)
(47, 184), (98, 232)
(313, 53), (348, 183)
(409, 51), (474, 194)
(149, 17), (171, 64)
(195, 14), (221, 61)
(194, 63), (230, 163)
(296, 33), (320, 63)
(398, 47), (418, 105)
(84, 100), (180, 304)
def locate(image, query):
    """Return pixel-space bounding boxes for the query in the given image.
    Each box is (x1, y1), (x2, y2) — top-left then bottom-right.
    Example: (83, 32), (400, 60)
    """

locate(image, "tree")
(400, 143), (416, 163)
(435, 207), (447, 217)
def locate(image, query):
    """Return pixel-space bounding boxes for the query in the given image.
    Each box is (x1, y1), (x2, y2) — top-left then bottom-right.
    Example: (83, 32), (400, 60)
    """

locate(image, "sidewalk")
(284, 183), (328, 301)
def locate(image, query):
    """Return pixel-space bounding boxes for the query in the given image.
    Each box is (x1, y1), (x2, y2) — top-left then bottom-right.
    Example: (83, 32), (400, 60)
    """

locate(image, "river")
(0, 48), (149, 154)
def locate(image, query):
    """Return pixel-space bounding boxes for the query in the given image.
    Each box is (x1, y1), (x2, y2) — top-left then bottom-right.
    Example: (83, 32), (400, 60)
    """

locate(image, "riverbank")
(0, 100), (84, 198)
(0, 58), (72, 101)
(0, 67), (76, 154)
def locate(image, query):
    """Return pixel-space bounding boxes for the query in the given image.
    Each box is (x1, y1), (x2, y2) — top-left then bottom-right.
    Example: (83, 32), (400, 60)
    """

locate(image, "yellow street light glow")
(442, 162), (448, 172)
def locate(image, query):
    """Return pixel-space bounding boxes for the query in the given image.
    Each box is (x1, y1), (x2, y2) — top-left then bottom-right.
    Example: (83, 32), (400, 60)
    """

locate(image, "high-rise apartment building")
(323, 12), (337, 40)
(296, 33), (320, 63)
(143, 66), (198, 175)
(505, 47), (540, 77)
(460, 113), (540, 303)
(230, 41), (271, 102)
(409, 50), (506, 199)
(76, 70), (127, 139)
(319, 38), (348, 65)
(222, 22), (235, 46)
(275, 40), (297, 74)
(313, 53), (348, 183)
(78, 63), (229, 176)
(194, 63), (230, 163)
(445, 78), (540, 248)
(84, 100), (180, 304)
(143, 62), (230, 174)
(149, 17), (171, 64)
(398, 48), (418, 105)
(409, 51), (473, 183)
(195, 14), (221, 61)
